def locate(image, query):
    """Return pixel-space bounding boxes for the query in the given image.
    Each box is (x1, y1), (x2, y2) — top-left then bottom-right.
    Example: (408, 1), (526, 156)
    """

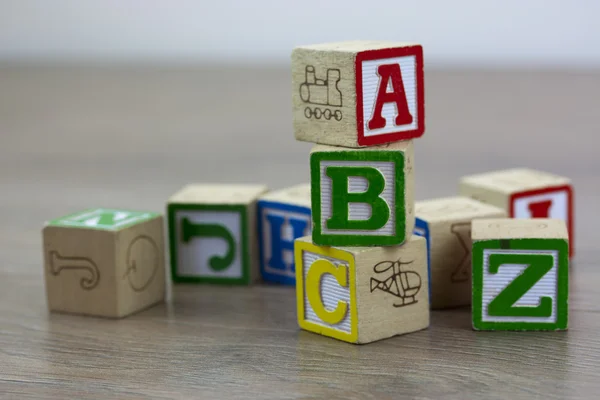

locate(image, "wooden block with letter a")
(310, 140), (414, 246)
(459, 168), (574, 256)
(257, 183), (312, 285)
(43, 208), (165, 318)
(167, 184), (268, 284)
(414, 196), (506, 309)
(471, 218), (569, 331)
(292, 41), (424, 147)
(295, 235), (429, 344)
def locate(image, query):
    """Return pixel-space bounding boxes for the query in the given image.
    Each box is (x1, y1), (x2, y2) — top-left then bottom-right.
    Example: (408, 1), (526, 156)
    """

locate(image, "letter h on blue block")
(257, 200), (311, 285)
(414, 217), (431, 300)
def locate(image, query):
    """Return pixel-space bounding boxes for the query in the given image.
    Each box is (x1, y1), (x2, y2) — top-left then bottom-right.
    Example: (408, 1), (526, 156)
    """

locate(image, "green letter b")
(325, 166), (390, 231)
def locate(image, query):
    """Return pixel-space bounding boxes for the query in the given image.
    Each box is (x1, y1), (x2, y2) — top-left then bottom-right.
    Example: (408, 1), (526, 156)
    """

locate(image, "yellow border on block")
(295, 240), (358, 343)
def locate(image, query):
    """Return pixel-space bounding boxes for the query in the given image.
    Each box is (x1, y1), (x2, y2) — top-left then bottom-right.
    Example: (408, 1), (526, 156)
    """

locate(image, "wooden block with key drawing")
(42, 208), (165, 318)
(294, 235), (429, 344)
(167, 183), (269, 284)
(414, 197), (506, 309)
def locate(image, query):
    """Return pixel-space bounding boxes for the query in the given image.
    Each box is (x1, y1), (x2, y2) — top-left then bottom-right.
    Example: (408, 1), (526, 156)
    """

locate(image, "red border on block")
(355, 45), (425, 147)
(509, 185), (574, 258)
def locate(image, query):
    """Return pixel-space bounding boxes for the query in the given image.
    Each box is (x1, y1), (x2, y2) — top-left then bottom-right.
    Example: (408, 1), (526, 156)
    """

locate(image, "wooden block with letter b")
(257, 183), (312, 285)
(295, 235), (429, 344)
(167, 184), (268, 285)
(292, 41), (424, 147)
(43, 208), (166, 318)
(414, 196), (506, 309)
(459, 168), (574, 256)
(471, 218), (569, 331)
(310, 140), (414, 246)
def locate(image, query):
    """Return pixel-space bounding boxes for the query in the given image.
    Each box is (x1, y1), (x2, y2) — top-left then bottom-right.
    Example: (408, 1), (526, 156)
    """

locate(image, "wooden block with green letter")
(295, 235), (429, 344)
(167, 184), (268, 284)
(472, 218), (569, 331)
(43, 208), (165, 318)
(310, 140), (414, 246)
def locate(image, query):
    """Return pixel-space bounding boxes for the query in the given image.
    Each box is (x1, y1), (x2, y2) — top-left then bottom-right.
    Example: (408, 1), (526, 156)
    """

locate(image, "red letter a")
(528, 200), (552, 217)
(368, 64), (413, 130)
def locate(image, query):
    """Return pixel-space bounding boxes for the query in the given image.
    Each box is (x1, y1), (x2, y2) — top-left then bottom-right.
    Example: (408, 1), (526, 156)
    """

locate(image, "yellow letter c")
(306, 259), (349, 325)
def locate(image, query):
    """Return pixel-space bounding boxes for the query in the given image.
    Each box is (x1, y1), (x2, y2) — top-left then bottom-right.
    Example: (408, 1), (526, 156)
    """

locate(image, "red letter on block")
(528, 200), (552, 217)
(368, 64), (413, 130)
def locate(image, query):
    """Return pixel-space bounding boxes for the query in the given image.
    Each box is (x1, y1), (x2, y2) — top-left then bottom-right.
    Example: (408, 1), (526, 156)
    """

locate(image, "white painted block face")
(319, 160), (396, 236)
(174, 210), (242, 278)
(302, 251), (352, 334)
(482, 249), (558, 323)
(260, 206), (311, 278)
(361, 55), (418, 138)
(513, 189), (569, 221)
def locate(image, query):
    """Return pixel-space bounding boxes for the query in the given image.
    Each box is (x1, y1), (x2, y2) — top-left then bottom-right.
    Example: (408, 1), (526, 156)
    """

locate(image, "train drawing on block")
(370, 259), (422, 308)
(299, 65), (343, 121)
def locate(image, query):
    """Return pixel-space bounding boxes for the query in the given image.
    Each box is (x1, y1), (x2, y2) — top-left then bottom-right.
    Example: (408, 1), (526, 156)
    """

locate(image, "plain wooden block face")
(414, 197), (506, 309)
(295, 235), (429, 344)
(257, 184), (312, 285)
(167, 184), (268, 285)
(292, 41), (424, 147)
(459, 168), (574, 256)
(43, 208), (165, 318)
(310, 141), (414, 246)
(471, 218), (569, 331)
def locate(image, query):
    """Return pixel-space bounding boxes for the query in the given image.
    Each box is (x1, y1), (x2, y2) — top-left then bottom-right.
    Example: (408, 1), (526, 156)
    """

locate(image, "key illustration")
(123, 235), (160, 292)
(48, 250), (100, 290)
(181, 217), (236, 272)
(370, 259), (421, 308)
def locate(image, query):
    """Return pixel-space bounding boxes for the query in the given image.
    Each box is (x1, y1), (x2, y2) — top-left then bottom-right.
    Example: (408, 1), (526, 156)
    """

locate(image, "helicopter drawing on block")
(370, 259), (422, 308)
(299, 65), (343, 121)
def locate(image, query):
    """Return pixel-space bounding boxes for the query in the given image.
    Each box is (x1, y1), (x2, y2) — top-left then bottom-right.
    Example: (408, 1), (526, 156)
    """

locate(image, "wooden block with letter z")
(167, 184), (268, 284)
(310, 140), (414, 246)
(43, 208), (166, 318)
(292, 41), (424, 147)
(414, 196), (506, 309)
(257, 184), (312, 285)
(459, 168), (574, 256)
(295, 235), (429, 344)
(471, 218), (569, 331)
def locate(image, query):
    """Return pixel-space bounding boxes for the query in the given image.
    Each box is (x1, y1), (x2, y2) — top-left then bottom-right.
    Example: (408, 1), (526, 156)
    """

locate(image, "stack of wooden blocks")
(40, 40), (574, 344)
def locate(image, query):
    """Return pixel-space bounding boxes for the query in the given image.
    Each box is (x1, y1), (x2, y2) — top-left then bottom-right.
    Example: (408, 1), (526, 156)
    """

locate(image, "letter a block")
(42, 208), (165, 318)
(472, 219), (569, 331)
(414, 197), (506, 309)
(459, 168), (574, 256)
(311, 141), (414, 246)
(292, 41), (424, 147)
(167, 184), (268, 284)
(295, 235), (429, 344)
(257, 184), (312, 285)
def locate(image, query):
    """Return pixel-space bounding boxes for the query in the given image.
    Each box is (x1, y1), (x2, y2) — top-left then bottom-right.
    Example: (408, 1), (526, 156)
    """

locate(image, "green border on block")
(310, 150), (405, 246)
(48, 208), (160, 231)
(167, 203), (250, 285)
(472, 238), (569, 331)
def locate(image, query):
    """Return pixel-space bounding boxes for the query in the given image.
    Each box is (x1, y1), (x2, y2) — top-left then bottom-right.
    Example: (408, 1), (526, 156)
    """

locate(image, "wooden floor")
(0, 66), (599, 399)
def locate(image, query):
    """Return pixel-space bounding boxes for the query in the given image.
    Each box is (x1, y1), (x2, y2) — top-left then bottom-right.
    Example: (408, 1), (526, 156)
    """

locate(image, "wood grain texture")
(1, 66), (599, 399)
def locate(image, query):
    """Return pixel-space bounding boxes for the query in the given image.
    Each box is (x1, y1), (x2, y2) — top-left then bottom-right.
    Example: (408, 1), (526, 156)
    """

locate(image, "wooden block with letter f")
(459, 168), (574, 256)
(295, 235), (429, 344)
(471, 218), (569, 331)
(292, 41), (424, 147)
(310, 140), (414, 247)
(167, 184), (268, 284)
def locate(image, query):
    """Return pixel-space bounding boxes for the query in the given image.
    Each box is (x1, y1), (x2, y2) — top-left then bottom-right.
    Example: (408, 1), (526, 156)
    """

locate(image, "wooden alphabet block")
(459, 168), (574, 256)
(414, 197), (506, 309)
(292, 41), (424, 147)
(310, 141), (414, 246)
(257, 184), (312, 285)
(471, 218), (569, 331)
(295, 235), (429, 344)
(167, 184), (268, 284)
(43, 208), (165, 318)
